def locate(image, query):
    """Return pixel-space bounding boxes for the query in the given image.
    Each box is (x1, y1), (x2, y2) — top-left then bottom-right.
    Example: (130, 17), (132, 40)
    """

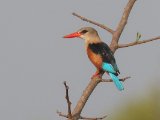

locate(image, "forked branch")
(58, 81), (108, 120)
(110, 0), (137, 52)
(57, 111), (107, 120)
(58, 77), (129, 120)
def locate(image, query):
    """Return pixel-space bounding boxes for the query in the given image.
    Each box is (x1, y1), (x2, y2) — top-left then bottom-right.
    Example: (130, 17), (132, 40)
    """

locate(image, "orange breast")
(87, 47), (102, 69)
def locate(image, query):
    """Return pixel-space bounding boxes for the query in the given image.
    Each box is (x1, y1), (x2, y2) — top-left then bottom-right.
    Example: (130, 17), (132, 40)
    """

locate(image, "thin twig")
(57, 111), (68, 118)
(79, 115), (107, 120)
(101, 76), (131, 82)
(57, 111), (107, 120)
(64, 81), (72, 119)
(72, 12), (114, 34)
(118, 36), (160, 48)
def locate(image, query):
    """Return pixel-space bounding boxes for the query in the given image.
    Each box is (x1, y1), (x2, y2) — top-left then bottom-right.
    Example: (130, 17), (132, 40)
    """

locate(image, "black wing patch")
(88, 42), (120, 74)
(88, 42), (113, 63)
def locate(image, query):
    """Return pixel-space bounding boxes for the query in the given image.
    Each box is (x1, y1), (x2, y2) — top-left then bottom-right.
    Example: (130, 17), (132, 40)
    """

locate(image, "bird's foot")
(91, 70), (104, 80)
(91, 74), (102, 79)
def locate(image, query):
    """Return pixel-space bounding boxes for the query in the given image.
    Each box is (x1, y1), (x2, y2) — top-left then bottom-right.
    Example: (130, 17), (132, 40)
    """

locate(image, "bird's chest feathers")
(87, 47), (102, 69)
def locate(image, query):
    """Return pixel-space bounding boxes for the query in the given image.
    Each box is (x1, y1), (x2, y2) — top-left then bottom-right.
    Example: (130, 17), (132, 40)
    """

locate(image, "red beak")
(63, 32), (81, 38)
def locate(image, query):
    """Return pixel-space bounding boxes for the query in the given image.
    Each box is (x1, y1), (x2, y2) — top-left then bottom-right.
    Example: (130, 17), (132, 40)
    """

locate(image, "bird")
(63, 27), (124, 91)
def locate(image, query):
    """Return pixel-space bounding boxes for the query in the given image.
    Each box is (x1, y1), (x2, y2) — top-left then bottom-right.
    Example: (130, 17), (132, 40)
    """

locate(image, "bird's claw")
(91, 74), (101, 79)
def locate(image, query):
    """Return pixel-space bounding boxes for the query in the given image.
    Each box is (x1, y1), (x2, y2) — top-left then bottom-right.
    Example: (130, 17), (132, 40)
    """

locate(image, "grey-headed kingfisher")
(63, 27), (124, 91)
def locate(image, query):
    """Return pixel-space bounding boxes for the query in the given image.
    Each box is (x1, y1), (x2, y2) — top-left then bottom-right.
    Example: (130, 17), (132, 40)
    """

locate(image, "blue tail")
(102, 62), (124, 91)
(109, 73), (124, 91)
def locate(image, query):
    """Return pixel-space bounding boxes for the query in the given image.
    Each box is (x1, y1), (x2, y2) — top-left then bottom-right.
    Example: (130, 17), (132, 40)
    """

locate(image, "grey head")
(77, 27), (101, 43)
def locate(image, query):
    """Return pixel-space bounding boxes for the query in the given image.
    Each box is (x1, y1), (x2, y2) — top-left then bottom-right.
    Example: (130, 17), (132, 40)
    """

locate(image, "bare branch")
(72, 12), (114, 34)
(57, 111), (68, 118)
(60, 76), (130, 120)
(70, 77), (102, 120)
(118, 36), (160, 48)
(101, 76), (131, 82)
(57, 110), (107, 120)
(64, 81), (72, 119)
(79, 115), (107, 120)
(110, 0), (137, 52)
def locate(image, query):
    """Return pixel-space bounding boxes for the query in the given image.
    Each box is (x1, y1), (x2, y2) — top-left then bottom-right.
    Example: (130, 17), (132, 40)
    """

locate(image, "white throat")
(84, 36), (101, 50)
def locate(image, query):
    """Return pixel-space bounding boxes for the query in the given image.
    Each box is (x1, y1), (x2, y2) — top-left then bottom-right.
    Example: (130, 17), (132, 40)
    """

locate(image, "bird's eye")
(80, 30), (88, 34)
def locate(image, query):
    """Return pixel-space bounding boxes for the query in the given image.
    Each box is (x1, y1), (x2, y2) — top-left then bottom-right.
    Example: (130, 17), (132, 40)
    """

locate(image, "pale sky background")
(0, 0), (160, 120)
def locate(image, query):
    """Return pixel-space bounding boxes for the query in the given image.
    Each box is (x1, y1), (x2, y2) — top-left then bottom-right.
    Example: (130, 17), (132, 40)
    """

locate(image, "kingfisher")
(63, 27), (124, 91)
